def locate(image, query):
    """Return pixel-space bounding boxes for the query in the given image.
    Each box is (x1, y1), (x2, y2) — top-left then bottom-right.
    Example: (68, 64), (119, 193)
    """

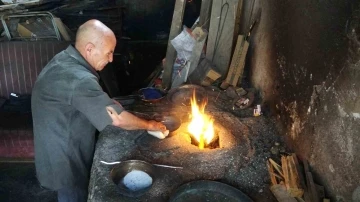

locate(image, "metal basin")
(110, 160), (156, 197)
(169, 180), (253, 202)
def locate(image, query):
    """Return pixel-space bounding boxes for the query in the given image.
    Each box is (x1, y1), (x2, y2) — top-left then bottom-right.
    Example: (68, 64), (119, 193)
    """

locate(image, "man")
(31, 19), (166, 202)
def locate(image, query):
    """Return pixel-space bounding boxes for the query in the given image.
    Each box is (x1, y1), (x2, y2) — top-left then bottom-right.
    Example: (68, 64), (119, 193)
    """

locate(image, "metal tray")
(166, 84), (207, 106)
(169, 180), (253, 202)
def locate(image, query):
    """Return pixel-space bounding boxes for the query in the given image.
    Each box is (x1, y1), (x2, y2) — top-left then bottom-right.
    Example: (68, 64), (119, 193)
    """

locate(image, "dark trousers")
(57, 186), (88, 202)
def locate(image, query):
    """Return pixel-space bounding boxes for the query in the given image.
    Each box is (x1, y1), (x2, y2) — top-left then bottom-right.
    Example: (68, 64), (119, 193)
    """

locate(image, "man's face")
(88, 36), (116, 71)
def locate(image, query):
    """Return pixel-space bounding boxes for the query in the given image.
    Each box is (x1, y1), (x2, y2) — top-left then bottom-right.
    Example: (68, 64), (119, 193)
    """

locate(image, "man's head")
(75, 20), (116, 71)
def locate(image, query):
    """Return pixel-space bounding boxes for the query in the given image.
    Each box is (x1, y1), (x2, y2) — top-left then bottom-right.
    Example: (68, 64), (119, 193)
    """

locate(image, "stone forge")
(136, 111), (253, 184)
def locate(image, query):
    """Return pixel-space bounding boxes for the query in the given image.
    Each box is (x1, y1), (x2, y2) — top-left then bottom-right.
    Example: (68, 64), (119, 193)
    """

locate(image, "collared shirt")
(31, 45), (123, 190)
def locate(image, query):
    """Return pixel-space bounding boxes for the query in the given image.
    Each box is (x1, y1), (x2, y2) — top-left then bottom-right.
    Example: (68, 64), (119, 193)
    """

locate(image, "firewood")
(268, 155), (306, 199)
(267, 161), (278, 185)
(281, 156), (290, 190)
(291, 153), (307, 190)
(287, 155), (304, 198)
(269, 158), (284, 178)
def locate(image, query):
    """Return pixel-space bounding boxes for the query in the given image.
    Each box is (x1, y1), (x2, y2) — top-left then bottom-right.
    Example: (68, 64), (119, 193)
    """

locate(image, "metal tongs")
(100, 160), (183, 169)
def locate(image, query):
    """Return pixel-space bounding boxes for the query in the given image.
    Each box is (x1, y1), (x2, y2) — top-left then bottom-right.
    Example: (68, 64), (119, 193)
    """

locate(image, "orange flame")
(187, 91), (214, 149)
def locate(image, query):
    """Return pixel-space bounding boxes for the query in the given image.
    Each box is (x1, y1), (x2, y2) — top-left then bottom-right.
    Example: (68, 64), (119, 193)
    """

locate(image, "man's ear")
(85, 42), (95, 57)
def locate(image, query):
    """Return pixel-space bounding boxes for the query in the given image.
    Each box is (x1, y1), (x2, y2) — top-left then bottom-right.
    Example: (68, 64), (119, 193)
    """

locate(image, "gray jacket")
(31, 45), (123, 190)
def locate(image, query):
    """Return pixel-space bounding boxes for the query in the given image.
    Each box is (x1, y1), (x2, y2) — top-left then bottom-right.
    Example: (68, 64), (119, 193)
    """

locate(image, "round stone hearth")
(136, 111), (253, 180)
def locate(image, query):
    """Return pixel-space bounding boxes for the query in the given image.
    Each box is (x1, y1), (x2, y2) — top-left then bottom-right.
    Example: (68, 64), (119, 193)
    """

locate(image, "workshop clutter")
(145, 0), (260, 113)
(157, 0), (256, 90)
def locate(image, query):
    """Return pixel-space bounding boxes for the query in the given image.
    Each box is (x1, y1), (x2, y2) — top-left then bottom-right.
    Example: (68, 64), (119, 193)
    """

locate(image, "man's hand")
(147, 120), (167, 133)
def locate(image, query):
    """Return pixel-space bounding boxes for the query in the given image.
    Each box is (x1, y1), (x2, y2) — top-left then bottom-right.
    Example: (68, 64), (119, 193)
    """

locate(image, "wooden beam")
(199, 0), (213, 30)
(282, 156), (290, 190)
(162, 0), (187, 90)
(206, 0), (239, 77)
(222, 35), (249, 87)
(223, 35), (242, 86)
(54, 18), (71, 41)
(291, 154), (307, 191)
(287, 156), (304, 198)
(232, 39), (249, 86)
(233, 0), (243, 46)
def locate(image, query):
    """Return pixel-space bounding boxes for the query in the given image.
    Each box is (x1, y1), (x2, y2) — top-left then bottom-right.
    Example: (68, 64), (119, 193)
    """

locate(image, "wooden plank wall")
(0, 41), (69, 98)
(205, 0), (240, 77)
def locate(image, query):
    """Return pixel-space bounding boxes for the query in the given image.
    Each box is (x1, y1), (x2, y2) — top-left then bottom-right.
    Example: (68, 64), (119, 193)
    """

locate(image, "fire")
(187, 91), (215, 149)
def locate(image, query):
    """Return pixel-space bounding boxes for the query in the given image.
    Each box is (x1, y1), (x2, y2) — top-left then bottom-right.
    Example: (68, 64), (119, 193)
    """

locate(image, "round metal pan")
(110, 160), (156, 197)
(113, 87), (166, 104)
(169, 180), (253, 202)
(139, 87), (166, 103)
(166, 84), (207, 106)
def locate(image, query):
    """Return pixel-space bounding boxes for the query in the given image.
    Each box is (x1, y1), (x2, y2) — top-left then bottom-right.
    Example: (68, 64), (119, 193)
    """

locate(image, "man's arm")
(106, 106), (166, 132)
(72, 76), (166, 132)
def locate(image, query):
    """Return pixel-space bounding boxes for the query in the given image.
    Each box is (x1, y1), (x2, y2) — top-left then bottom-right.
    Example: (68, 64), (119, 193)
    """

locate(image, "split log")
(286, 155), (304, 198)
(268, 155), (304, 199)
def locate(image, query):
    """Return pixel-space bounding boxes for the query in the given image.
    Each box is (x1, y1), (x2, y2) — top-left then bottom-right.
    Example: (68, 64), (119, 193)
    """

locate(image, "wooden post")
(162, 0), (187, 90)
(221, 35), (249, 88)
(54, 18), (71, 41)
(233, 0), (243, 47)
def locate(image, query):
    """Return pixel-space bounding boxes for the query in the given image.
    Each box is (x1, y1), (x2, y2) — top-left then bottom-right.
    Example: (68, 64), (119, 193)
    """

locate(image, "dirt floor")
(0, 163), (57, 202)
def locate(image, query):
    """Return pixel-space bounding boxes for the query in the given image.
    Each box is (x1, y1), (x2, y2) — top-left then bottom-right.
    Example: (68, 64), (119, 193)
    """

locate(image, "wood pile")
(267, 154), (330, 202)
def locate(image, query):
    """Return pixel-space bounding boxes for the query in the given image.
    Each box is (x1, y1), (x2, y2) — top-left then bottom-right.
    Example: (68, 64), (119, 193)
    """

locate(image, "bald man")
(31, 20), (166, 202)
